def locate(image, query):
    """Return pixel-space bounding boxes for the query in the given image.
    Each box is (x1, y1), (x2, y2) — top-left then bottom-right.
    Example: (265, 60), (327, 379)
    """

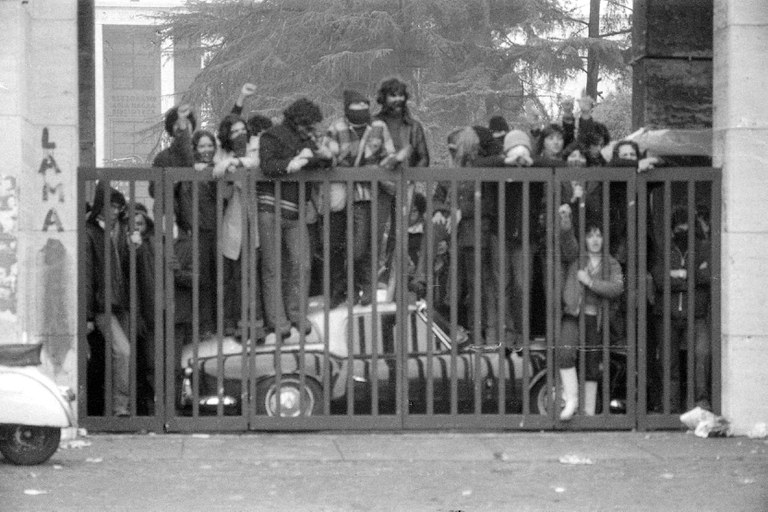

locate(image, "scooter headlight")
(58, 386), (76, 402)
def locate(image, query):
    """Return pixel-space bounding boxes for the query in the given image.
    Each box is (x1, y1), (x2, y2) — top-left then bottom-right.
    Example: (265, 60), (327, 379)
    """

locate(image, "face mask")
(346, 109), (371, 126)
(232, 133), (248, 156)
(195, 149), (214, 164)
(673, 230), (689, 250)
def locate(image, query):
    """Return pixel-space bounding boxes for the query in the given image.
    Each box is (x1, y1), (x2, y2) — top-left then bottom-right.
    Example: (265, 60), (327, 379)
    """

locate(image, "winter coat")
(257, 123), (331, 218)
(651, 239), (711, 319)
(562, 254), (624, 330)
(375, 111), (430, 167)
(215, 136), (261, 260)
(85, 216), (130, 321)
(149, 125), (194, 201)
(325, 117), (396, 201)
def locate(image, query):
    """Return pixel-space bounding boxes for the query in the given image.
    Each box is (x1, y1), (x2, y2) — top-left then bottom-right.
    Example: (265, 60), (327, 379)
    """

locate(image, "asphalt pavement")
(1, 430), (767, 511)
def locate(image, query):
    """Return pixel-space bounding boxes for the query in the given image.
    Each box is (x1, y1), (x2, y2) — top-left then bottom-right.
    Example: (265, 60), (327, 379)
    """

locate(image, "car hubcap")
(267, 384), (312, 417)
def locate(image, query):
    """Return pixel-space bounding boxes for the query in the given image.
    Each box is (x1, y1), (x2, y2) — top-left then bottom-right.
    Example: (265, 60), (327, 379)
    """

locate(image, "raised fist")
(241, 83), (257, 96)
(177, 103), (192, 119)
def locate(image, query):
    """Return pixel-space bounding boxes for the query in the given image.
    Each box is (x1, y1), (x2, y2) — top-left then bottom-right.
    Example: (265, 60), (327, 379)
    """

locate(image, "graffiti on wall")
(0, 175), (18, 320)
(35, 127), (71, 371)
(40, 128), (64, 232)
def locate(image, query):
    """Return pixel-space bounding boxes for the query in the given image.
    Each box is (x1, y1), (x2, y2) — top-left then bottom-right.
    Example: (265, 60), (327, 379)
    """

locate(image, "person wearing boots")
(559, 220), (624, 420)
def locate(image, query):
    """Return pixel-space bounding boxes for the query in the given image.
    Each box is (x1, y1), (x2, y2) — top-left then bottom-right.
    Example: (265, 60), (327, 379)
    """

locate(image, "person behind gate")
(559, 220), (624, 420)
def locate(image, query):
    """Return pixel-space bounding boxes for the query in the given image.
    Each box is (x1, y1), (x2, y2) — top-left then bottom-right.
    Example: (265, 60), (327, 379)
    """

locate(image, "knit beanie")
(343, 90), (369, 109)
(472, 126), (497, 157)
(488, 115), (509, 134)
(503, 129), (531, 153)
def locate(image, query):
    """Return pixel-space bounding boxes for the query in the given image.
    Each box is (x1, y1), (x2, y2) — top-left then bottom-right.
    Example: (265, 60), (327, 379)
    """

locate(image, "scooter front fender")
(0, 366), (74, 428)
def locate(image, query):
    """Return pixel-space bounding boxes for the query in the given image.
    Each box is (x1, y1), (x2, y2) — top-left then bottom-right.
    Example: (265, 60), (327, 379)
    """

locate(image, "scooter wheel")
(0, 425), (61, 465)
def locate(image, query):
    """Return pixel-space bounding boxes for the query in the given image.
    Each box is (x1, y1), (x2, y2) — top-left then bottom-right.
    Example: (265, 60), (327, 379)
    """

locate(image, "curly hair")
(376, 77), (409, 106)
(246, 114), (273, 137)
(217, 114), (247, 153)
(283, 98), (323, 128)
(164, 106), (197, 137)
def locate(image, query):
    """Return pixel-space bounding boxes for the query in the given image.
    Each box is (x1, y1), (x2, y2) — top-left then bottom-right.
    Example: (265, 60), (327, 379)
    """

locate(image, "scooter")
(0, 343), (76, 465)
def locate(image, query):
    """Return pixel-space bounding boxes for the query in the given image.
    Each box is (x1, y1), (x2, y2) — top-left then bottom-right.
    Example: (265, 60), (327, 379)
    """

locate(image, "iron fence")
(77, 165), (720, 432)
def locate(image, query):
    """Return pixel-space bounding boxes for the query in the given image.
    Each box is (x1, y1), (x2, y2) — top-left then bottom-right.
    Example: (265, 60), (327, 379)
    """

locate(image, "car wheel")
(256, 376), (323, 417)
(0, 425), (61, 465)
(529, 378), (560, 416)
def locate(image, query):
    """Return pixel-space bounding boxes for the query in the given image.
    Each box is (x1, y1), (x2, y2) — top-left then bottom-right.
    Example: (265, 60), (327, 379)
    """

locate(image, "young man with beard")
(373, 78), (429, 297)
(258, 98), (332, 337)
(324, 90), (396, 306)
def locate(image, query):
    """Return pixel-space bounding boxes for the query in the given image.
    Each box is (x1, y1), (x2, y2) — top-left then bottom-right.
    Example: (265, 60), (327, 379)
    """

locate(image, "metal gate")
(78, 165), (720, 432)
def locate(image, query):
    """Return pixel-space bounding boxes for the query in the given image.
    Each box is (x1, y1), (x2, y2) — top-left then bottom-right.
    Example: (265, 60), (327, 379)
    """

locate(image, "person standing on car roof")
(324, 89), (397, 308)
(258, 98), (332, 338)
(373, 78), (428, 299)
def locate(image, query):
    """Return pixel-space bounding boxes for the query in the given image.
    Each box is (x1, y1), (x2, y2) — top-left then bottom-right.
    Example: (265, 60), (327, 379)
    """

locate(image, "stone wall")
(0, 2), (79, 394)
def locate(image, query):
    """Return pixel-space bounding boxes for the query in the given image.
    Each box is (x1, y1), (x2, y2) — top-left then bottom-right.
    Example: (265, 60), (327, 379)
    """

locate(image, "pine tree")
(157, 0), (630, 163)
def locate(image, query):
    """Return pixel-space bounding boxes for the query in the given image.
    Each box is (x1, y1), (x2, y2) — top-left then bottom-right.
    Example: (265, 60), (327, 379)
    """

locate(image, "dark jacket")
(174, 178), (218, 233)
(562, 254), (624, 329)
(85, 205), (130, 321)
(651, 239), (711, 319)
(172, 231), (193, 325)
(257, 123), (331, 217)
(150, 126), (196, 230)
(375, 111), (430, 167)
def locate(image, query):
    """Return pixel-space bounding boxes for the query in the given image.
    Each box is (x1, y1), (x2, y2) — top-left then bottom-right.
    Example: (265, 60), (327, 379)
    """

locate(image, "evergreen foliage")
(156, 0), (631, 163)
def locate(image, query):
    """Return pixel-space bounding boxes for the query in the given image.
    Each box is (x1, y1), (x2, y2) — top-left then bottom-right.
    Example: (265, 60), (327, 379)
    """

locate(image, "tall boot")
(559, 367), (579, 421)
(584, 381), (598, 416)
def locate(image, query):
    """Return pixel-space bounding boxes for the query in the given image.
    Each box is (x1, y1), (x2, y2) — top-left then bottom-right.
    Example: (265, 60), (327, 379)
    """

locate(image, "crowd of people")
(84, 77), (712, 419)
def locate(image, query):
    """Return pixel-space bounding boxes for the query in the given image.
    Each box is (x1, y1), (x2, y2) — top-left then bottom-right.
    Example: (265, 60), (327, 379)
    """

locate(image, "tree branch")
(599, 28), (632, 38)
(605, 0), (633, 12)
(564, 15), (588, 26)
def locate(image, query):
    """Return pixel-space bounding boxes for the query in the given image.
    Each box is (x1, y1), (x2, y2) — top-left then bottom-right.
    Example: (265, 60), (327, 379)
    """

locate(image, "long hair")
(217, 114), (247, 153)
(164, 105), (197, 137)
(450, 127), (480, 168)
(375, 77), (411, 119)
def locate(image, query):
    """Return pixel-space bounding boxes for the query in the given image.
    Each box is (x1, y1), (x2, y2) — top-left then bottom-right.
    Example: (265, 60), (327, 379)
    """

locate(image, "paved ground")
(1, 431), (766, 511)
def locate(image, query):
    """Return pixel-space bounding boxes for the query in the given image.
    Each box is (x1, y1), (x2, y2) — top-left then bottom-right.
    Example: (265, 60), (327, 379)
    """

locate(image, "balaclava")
(343, 90), (371, 127)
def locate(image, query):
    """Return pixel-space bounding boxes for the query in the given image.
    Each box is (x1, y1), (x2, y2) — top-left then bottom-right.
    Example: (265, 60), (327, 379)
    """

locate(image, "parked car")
(178, 298), (550, 417)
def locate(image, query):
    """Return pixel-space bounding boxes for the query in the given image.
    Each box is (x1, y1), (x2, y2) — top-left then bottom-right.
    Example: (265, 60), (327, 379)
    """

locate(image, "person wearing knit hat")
(503, 129), (534, 167)
(488, 115), (509, 155)
(324, 89), (396, 307)
(488, 115), (509, 137)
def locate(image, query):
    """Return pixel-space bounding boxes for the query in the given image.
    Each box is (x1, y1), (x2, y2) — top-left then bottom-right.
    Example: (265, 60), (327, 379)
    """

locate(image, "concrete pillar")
(0, 2), (80, 397)
(714, 0), (768, 435)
